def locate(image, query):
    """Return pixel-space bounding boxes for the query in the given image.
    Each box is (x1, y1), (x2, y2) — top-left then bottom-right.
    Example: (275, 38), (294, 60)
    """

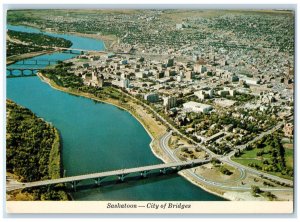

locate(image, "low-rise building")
(183, 101), (212, 114)
(112, 78), (130, 88)
(241, 77), (260, 85)
(194, 89), (213, 100)
(217, 87), (236, 97)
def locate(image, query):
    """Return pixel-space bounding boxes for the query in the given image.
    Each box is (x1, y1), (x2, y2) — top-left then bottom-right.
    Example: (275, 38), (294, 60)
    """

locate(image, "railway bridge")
(6, 68), (42, 77)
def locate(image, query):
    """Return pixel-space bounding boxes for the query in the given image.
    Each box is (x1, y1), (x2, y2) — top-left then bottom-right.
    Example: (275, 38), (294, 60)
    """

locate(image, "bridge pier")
(176, 166), (182, 171)
(118, 174), (128, 182)
(140, 170), (150, 178)
(94, 177), (105, 186)
(160, 168), (167, 174)
(47, 185), (52, 193)
(71, 181), (79, 191)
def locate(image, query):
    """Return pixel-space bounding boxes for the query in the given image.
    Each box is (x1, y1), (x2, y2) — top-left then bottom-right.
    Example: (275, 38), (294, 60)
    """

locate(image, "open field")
(232, 158), (293, 180)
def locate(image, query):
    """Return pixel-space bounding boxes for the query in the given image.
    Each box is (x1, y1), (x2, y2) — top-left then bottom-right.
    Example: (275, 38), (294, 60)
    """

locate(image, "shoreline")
(6, 100), (69, 201)
(37, 72), (231, 201)
(7, 23), (110, 56)
(9, 23), (112, 52)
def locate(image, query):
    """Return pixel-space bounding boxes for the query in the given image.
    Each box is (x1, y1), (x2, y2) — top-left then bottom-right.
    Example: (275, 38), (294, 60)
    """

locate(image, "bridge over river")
(6, 68), (42, 77)
(6, 158), (210, 192)
(6, 47), (134, 77)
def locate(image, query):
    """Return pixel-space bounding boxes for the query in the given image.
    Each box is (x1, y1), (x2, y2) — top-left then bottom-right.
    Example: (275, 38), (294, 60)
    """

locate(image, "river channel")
(6, 25), (223, 201)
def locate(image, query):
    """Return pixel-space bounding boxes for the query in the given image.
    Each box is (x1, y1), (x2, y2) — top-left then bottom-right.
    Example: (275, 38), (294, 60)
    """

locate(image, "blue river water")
(6, 25), (223, 200)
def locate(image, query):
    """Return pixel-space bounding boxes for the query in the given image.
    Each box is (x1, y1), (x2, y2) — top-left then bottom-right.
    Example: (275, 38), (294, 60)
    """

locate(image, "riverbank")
(9, 22), (114, 52)
(6, 99), (69, 201)
(37, 72), (167, 154)
(66, 31), (117, 51)
(37, 72), (236, 201)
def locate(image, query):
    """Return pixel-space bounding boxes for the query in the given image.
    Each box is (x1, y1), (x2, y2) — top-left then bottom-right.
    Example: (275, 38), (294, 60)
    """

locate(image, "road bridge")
(6, 158), (210, 192)
(54, 47), (105, 54)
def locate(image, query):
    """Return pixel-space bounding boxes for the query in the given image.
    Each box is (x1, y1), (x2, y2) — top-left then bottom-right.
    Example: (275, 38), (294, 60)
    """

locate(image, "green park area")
(232, 132), (293, 180)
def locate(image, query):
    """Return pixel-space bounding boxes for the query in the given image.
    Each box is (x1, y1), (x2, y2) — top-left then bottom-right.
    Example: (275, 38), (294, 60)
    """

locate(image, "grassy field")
(232, 141), (294, 180)
(48, 128), (61, 179)
(234, 146), (272, 159)
(233, 158), (292, 180)
(285, 148), (294, 169)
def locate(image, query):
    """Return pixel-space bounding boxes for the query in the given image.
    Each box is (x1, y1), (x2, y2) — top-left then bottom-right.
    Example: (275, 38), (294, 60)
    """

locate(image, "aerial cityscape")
(6, 9), (294, 204)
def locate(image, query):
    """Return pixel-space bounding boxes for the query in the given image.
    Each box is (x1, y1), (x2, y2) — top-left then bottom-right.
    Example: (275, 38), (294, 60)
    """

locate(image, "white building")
(217, 87), (236, 97)
(112, 78), (130, 89)
(163, 96), (177, 109)
(241, 77), (260, 85)
(183, 101), (212, 114)
(176, 23), (183, 30)
(177, 75), (183, 82)
(194, 89), (213, 100)
(135, 72), (146, 79)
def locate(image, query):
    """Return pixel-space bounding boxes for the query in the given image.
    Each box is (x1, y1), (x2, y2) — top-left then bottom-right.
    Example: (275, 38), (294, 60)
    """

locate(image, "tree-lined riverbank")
(6, 100), (70, 200)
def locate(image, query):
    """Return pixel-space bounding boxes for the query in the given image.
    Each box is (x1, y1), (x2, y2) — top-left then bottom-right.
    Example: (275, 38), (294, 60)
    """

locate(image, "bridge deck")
(54, 47), (105, 53)
(8, 159), (210, 190)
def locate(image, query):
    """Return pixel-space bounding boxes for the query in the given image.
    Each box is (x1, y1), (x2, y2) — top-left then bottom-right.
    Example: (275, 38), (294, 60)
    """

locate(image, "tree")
(251, 185), (262, 196)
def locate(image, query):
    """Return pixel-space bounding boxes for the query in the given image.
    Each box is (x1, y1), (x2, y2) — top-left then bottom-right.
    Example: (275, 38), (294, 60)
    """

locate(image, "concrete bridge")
(6, 158), (210, 192)
(6, 68), (41, 77)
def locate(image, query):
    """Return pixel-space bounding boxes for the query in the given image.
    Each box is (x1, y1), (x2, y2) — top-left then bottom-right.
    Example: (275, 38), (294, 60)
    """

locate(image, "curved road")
(159, 131), (293, 192)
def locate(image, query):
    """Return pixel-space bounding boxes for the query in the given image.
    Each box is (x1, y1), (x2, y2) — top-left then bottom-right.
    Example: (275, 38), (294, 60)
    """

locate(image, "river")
(6, 25), (223, 201)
